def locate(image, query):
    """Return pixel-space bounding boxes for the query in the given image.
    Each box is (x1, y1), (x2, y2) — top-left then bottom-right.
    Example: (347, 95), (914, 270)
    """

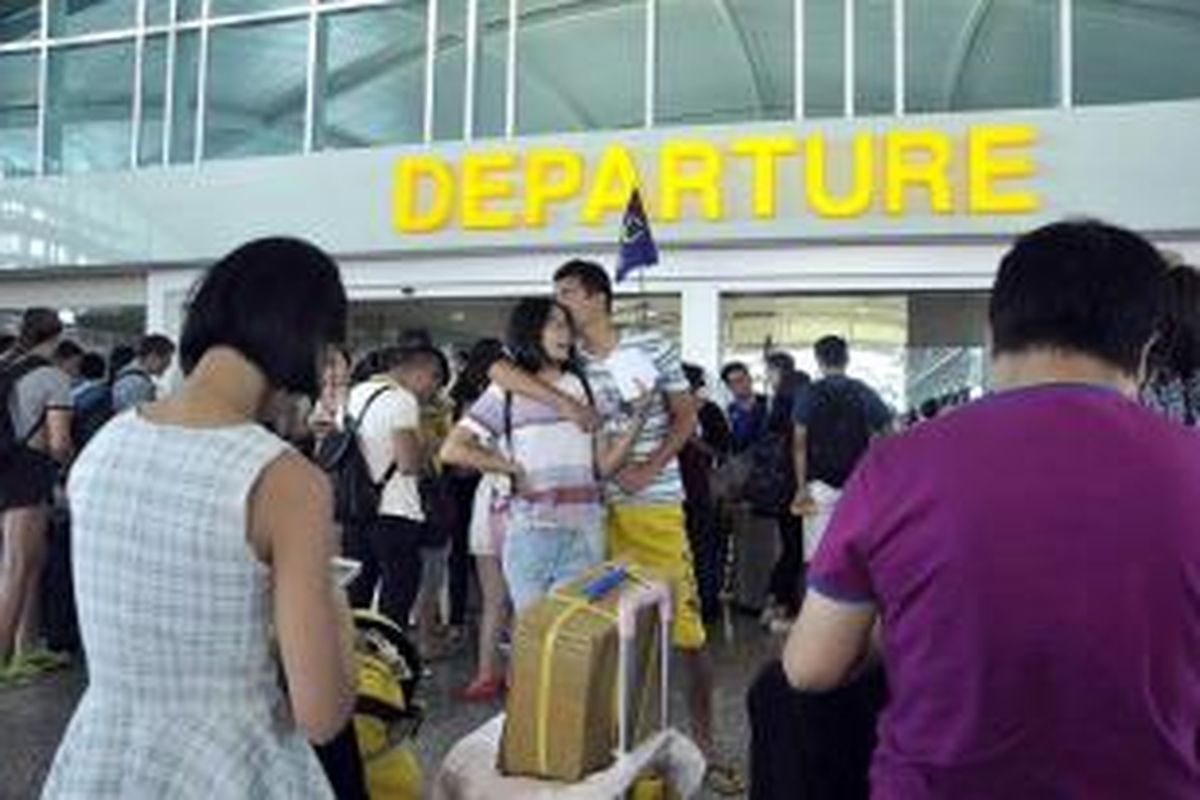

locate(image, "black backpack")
(72, 383), (114, 450)
(0, 354), (51, 467)
(316, 385), (396, 525)
(805, 379), (873, 489)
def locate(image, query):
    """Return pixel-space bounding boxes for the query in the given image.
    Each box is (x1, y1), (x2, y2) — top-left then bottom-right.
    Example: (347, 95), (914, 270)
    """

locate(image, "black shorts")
(0, 446), (59, 511)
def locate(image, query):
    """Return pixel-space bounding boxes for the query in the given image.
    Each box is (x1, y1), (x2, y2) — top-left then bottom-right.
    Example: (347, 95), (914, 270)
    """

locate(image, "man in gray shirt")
(112, 335), (175, 414)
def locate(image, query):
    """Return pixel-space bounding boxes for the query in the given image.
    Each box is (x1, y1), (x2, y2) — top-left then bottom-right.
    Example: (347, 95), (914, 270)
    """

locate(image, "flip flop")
(704, 763), (747, 797)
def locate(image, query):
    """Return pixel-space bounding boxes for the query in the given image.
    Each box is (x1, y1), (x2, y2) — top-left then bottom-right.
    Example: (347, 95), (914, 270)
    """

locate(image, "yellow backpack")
(353, 610), (424, 800)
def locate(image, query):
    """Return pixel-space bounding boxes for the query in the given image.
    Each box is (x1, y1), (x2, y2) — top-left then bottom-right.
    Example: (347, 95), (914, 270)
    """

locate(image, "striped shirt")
(462, 372), (601, 528)
(583, 329), (688, 506)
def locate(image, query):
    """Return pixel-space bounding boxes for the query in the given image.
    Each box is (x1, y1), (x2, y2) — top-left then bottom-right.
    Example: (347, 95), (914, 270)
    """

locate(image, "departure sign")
(392, 124), (1039, 233)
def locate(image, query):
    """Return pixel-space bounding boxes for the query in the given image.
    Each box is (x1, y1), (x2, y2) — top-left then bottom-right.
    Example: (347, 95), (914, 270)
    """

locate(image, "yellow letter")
(884, 130), (954, 215)
(729, 137), (798, 219)
(969, 124), (1039, 214)
(658, 140), (724, 222)
(394, 156), (454, 233)
(805, 133), (875, 218)
(582, 145), (645, 226)
(461, 151), (518, 230)
(524, 148), (584, 227)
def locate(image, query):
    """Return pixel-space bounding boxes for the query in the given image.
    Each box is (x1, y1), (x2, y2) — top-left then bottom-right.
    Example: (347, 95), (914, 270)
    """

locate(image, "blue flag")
(617, 189), (659, 283)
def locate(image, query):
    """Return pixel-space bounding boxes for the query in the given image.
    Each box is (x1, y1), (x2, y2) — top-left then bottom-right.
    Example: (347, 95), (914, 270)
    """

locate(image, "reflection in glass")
(46, 41), (136, 175)
(854, 0), (892, 115)
(317, 5), (426, 151)
(0, 1), (40, 44)
(209, 0), (302, 17)
(907, 0), (1056, 113)
(171, 30), (200, 164)
(140, 35), (168, 166)
(517, 0), (645, 134)
(658, 0), (792, 126)
(804, 0), (843, 118)
(49, 0), (137, 37)
(205, 19), (307, 160)
(0, 53), (39, 177)
(473, 0), (508, 138)
(1075, 0), (1200, 106)
(435, 0), (467, 140)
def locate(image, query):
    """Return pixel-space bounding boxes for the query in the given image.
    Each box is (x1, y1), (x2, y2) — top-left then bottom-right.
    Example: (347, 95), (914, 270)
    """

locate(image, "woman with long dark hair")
(441, 299), (648, 615)
(42, 238), (356, 798)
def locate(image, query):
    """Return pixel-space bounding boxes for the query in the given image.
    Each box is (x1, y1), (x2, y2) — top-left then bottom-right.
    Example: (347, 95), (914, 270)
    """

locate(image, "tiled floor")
(1, 612), (780, 799)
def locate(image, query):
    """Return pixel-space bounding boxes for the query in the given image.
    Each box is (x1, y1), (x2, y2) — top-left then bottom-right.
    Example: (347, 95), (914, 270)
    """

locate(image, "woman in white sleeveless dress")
(42, 238), (357, 799)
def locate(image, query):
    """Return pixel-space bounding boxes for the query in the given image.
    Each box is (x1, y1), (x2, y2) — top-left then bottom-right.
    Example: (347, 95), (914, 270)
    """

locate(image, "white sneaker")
(768, 616), (796, 635)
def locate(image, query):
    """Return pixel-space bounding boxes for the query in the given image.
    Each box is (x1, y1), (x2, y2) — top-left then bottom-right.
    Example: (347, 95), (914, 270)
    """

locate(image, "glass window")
(473, 0), (508, 138)
(316, 5), (426, 151)
(177, 0), (204, 22)
(49, 0), (137, 37)
(0, 1), (41, 44)
(1076, 0), (1200, 105)
(205, 19), (307, 161)
(658, 0), (793, 126)
(209, 0), (303, 18)
(855, 0), (893, 115)
(146, 3), (172, 27)
(804, 0), (844, 117)
(46, 41), (136, 175)
(907, 0), (1057, 113)
(171, 30), (200, 164)
(0, 52), (39, 177)
(517, 0), (645, 135)
(139, 34), (168, 166)
(434, 0), (468, 140)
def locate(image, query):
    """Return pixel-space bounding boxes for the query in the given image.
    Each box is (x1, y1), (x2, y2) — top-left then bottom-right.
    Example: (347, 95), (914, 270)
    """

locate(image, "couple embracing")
(440, 260), (741, 794)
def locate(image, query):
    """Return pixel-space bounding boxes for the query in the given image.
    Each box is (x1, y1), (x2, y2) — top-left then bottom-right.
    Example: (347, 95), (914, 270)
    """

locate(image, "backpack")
(352, 609), (424, 800)
(805, 379), (873, 489)
(72, 383), (114, 450)
(743, 430), (795, 515)
(315, 385), (396, 525)
(0, 354), (51, 467)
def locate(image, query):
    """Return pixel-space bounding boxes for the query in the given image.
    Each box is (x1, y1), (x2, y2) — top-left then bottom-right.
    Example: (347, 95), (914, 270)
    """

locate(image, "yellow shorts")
(606, 504), (706, 650)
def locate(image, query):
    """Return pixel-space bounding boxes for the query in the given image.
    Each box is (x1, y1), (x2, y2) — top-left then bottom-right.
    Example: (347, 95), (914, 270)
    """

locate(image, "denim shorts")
(502, 506), (604, 613)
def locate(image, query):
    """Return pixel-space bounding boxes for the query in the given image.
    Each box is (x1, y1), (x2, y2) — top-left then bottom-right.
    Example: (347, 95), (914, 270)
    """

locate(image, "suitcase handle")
(616, 579), (672, 757)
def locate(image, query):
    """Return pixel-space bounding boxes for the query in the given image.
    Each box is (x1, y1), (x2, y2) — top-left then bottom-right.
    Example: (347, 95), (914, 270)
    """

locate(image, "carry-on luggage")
(729, 503), (780, 613)
(499, 562), (672, 782)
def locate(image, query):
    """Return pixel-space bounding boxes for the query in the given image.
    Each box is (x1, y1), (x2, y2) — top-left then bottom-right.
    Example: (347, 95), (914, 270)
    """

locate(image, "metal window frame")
(843, 0), (854, 117)
(1059, 0), (1073, 108)
(644, 0), (655, 128)
(423, 0), (438, 143)
(894, 0), (905, 115)
(131, 0), (147, 168)
(793, 0), (804, 119)
(505, 0), (516, 138)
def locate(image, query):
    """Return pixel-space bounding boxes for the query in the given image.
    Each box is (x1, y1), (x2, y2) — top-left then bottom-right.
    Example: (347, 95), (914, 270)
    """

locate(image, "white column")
(681, 284), (721, 376)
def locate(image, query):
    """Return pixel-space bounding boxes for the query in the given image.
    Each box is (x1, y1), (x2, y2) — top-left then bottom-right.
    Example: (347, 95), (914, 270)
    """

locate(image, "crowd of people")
(1, 218), (1199, 798)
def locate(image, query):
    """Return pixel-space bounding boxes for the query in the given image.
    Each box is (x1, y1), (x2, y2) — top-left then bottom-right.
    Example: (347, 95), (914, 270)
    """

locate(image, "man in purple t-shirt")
(779, 220), (1200, 799)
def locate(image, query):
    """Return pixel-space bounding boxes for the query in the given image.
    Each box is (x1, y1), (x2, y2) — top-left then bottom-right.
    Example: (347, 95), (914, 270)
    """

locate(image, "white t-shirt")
(346, 378), (423, 522)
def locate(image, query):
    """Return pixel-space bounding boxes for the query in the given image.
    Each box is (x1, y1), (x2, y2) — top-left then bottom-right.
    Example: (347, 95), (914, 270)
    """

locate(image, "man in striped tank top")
(491, 260), (743, 794)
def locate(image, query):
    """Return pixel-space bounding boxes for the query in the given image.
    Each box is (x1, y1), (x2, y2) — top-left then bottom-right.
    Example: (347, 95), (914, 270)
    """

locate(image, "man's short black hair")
(138, 334), (176, 360)
(80, 352), (107, 380)
(989, 220), (1167, 375)
(814, 336), (849, 369)
(765, 351), (795, 374)
(54, 339), (84, 362)
(389, 344), (450, 388)
(180, 237), (347, 399)
(682, 363), (706, 392)
(720, 361), (750, 384)
(553, 259), (613, 311)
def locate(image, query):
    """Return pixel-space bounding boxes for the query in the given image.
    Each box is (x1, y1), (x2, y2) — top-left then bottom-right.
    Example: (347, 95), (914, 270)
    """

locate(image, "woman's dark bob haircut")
(507, 297), (576, 374)
(180, 237), (347, 399)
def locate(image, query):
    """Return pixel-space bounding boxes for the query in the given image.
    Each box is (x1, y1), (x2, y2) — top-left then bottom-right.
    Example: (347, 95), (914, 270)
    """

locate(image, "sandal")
(704, 763), (747, 797)
(456, 675), (505, 703)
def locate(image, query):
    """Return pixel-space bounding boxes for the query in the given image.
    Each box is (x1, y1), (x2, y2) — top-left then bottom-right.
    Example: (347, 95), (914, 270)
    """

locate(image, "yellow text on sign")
(393, 124), (1040, 233)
